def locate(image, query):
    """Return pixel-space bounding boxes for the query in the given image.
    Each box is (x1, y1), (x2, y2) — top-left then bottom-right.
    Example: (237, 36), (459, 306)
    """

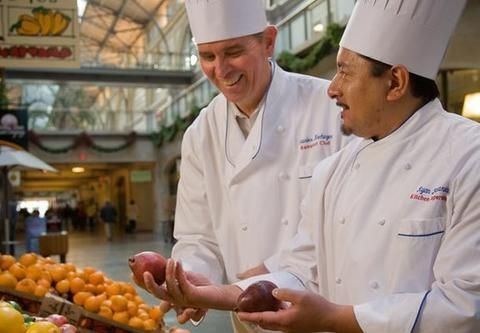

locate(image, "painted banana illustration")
(10, 7), (71, 36)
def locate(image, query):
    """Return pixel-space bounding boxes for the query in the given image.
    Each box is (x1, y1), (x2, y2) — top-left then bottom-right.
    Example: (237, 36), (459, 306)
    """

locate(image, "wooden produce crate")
(0, 285), (43, 314)
(39, 231), (69, 263)
(35, 292), (165, 333)
(78, 311), (166, 333)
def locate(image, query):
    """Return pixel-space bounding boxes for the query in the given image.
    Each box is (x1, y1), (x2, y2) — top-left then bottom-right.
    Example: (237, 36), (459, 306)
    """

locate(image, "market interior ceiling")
(6, 0), (178, 196)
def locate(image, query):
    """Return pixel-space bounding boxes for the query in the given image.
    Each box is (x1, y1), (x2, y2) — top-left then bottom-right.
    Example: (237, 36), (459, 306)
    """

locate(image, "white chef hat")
(185, 0), (268, 45)
(340, 0), (467, 79)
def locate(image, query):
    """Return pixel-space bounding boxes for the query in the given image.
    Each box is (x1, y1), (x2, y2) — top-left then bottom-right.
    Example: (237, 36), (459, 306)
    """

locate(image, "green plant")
(277, 23), (345, 73)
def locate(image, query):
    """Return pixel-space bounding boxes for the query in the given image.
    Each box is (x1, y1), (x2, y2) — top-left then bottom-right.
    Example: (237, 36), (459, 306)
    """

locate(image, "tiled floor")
(14, 228), (233, 333)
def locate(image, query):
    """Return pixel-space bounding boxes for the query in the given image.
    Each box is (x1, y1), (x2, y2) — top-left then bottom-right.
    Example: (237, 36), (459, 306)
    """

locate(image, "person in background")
(126, 199), (137, 234)
(100, 201), (117, 241)
(86, 199), (97, 232)
(144, 0), (480, 332)
(140, 0), (353, 330)
(24, 209), (46, 253)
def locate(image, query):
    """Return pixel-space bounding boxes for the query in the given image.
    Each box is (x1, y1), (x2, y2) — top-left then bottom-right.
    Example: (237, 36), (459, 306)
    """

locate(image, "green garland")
(0, 79), (8, 108)
(277, 23), (345, 73)
(29, 130), (137, 154)
(151, 103), (203, 147)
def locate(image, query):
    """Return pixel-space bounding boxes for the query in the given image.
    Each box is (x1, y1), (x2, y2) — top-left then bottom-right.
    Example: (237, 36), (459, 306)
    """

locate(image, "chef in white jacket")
(163, 0), (351, 330)
(145, 0), (480, 332)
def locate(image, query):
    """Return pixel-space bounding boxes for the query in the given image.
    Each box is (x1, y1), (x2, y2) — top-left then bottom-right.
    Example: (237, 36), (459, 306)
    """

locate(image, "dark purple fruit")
(236, 280), (281, 312)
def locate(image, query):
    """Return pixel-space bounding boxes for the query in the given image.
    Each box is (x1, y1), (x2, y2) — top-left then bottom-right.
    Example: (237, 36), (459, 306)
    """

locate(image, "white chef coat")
(172, 63), (352, 285)
(256, 99), (480, 332)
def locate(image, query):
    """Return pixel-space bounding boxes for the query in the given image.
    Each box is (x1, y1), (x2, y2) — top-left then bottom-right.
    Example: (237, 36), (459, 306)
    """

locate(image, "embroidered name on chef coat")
(299, 133), (333, 150)
(410, 185), (449, 202)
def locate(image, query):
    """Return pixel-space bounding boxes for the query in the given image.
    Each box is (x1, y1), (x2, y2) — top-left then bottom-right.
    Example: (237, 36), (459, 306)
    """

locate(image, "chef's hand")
(236, 263), (269, 279)
(145, 259), (240, 310)
(137, 260), (210, 324)
(237, 288), (362, 333)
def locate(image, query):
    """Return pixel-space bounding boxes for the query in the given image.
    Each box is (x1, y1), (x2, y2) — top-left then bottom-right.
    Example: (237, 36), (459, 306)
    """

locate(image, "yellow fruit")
(128, 316), (144, 329)
(110, 295), (128, 312)
(0, 254), (16, 270)
(112, 311), (129, 324)
(9, 263), (26, 280)
(25, 265), (43, 281)
(95, 283), (105, 294)
(84, 283), (96, 293)
(84, 295), (101, 313)
(98, 305), (113, 319)
(37, 278), (51, 289)
(55, 279), (70, 294)
(149, 305), (164, 322)
(19, 253), (38, 267)
(48, 265), (67, 282)
(26, 321), (60, 333)
(88, 271), (105, 285)
(127, 301), (137, 316)
(69, 277), (85, 294)
(63, 262), (76, 272)
(137, 309), (150, 320)
(34, 284), (48, 297)
(105, 282), (121, 296)
(15, 278), (36, 294)
(143, 318), (158, 331)
(73, 291), (93, 306)
(0, 305), (25, 333)
(0, 271), (18, 289)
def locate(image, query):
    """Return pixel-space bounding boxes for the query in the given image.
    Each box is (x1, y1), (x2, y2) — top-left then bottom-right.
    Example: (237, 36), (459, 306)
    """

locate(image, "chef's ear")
(386, 64), (409, 102)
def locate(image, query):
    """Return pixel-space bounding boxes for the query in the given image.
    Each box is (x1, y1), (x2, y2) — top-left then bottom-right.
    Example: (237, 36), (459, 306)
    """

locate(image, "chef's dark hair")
(361, 55), (439, 104)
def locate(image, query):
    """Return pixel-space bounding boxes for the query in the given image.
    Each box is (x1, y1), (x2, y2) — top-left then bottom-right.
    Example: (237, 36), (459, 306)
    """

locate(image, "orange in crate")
(0, 254), (16, 270)
(19, 253), (38, 267)
(0, 272), (17, 289)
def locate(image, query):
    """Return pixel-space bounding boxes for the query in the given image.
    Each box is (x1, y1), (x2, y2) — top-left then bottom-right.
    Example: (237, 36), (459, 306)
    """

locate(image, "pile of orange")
(0, 253), (165, 331)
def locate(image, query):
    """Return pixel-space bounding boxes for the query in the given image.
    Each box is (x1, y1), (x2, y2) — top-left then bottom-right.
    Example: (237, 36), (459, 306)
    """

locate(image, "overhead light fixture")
(313, 23), (325, 32)
(72, 167), (85, 173)
(462, 92), (480, 120)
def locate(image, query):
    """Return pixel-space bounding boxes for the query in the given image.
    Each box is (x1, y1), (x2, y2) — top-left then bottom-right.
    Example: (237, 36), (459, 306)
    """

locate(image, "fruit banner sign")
(0, 0), (80, 68)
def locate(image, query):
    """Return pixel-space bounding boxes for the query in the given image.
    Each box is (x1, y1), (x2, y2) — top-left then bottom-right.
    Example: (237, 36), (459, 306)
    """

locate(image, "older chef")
(145, 0), (480, 332)
(158, 0), (351, 329)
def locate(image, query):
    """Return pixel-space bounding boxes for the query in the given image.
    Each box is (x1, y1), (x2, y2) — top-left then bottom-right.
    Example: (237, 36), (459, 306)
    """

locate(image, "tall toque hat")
(185, 0), (268, 44)
(340, 0), (467, 79)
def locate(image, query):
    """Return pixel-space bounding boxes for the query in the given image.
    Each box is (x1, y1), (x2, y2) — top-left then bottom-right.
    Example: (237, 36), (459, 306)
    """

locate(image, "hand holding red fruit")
(236, 280), (282, 312)
(128, 251), (167, 288)
(237, 288), (354, 333)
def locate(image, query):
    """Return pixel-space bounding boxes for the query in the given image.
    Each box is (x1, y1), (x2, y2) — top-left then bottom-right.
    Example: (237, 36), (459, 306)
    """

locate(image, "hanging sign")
(0, 0), (80, 68)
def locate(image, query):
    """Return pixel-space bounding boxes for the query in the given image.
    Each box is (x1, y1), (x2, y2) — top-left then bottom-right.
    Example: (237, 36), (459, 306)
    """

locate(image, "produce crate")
(78, 311), (166, 333)
(0, 286), (43, 314)
(35, 291), (166, 333)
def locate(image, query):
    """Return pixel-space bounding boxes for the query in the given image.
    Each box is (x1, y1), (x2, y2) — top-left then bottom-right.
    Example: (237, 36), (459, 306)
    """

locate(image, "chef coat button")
(404, 163), (412, 170)
(241, 226), (248, 231)
(354, 163), (360, 170)
(339, 218), (346, 225)
(335, 278), (342, 285)
(282, 218), (289, 226)
(278, 172), (290, 180)
(369, 281), (379, 289)
(276, 125), (285, 133)
(378, 219), (386, 226)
